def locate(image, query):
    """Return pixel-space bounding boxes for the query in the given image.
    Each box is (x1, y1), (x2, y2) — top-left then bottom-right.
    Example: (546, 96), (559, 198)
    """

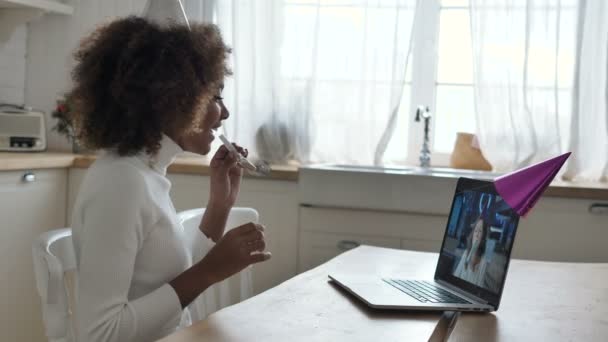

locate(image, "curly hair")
(67, 16), (231, 156)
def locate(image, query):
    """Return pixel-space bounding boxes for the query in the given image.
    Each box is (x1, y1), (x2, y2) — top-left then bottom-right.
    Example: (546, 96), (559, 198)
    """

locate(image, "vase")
(449, 132), (492, 171)
(72, 140), (87, 154)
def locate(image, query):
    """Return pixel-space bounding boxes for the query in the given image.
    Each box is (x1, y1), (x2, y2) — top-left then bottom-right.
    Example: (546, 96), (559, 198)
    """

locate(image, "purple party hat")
(494, 152), (571, 217)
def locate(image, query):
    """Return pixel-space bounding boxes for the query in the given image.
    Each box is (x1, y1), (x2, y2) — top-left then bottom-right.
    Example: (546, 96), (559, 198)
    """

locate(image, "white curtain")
(564, 0), (608, 182)
(470, 0), (607, 182)
(190, 0), (418, 165)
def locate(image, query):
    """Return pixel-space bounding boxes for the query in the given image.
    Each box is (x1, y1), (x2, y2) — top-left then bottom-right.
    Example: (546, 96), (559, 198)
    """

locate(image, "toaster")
(0, 107), (47, 152)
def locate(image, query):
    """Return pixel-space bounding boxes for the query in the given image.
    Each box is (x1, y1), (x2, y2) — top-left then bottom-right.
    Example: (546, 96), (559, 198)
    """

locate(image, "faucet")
(414, 105), (431, 168)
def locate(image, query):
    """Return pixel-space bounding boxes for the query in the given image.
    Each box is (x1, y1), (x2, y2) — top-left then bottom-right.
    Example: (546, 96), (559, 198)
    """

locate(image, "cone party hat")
(494, 152), (571, 217)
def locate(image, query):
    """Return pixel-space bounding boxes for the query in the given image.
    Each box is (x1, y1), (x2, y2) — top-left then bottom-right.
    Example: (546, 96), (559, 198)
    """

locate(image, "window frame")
(407, 0), (444, 166)
(406, 0), (473, 167)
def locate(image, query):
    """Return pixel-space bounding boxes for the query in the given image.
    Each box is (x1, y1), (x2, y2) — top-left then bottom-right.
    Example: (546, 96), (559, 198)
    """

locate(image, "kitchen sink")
(305, 164), (502, 180)
(299, 163), (501, 214)
(405, 166), (502, 179)
(312, 164), (415, 174)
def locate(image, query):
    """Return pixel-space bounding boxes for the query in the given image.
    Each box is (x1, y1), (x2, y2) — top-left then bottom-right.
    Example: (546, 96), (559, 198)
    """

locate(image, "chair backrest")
(177, 207), (257, 322)
(32, 228), (76, 342)
(32, 208), (258, 341)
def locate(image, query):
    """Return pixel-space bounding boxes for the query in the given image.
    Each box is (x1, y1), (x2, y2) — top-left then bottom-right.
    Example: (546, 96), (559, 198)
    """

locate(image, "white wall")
(0, 25), (27, 105)
(25, 0), (148, 151)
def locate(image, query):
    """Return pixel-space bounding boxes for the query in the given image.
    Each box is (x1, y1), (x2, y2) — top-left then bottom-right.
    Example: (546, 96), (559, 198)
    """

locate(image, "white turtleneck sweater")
(71, 135), (201, 342)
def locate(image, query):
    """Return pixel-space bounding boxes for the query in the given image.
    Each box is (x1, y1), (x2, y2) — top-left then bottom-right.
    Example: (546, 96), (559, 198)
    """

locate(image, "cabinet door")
(298, 231), (401, 272)
(67, 168), (86, 226)
(71, 171), (300, 295)
(299, 206), (447, 240)
(513, 197), (608, 262)
(298, 206), (446, 272)
(0, 169), (67, 342)
(400, 239), (442, 253)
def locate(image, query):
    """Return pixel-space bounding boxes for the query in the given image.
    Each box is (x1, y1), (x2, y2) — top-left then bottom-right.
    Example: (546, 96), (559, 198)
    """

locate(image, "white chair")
(32, 207), (257, 341)
(32, 228), (76, 342)
(177, 207), (256, 322)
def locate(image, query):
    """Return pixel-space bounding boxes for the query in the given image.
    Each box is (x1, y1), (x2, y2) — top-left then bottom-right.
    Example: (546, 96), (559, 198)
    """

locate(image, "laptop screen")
(435, 177), (519, 307)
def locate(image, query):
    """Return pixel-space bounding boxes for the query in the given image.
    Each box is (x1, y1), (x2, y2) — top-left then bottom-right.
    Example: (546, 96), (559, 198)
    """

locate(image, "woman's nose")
(221, 106), (229, 121)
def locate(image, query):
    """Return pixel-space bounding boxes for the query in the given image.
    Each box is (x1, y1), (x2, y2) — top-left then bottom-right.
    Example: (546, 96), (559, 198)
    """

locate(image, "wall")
(25, 0), (148, 151)
(0, 25), (27, 105)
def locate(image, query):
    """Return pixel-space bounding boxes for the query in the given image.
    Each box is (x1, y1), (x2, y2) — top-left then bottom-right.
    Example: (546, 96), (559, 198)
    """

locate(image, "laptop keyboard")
(383, 279), (471, 304)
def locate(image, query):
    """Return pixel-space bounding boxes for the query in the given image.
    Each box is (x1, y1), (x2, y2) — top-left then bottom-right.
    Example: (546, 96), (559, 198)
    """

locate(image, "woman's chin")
(179, 129), (215, 155)
(184, 142), (211, 156)
(200, 145), (211, 155)
(192, 142), (211, 156)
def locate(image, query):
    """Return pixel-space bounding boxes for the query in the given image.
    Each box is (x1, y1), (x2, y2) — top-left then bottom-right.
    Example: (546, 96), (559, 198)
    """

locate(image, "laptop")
(329, 177), (520, 312)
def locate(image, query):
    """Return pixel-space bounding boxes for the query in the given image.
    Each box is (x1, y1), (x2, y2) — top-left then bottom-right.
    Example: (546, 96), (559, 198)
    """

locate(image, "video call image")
(441, 190), (518, 294)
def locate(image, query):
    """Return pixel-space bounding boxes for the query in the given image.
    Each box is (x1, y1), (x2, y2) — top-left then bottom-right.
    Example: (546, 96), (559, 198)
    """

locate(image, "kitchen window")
(405, 0), (576, 167)
(405, 0), (476, 166)
(211, 0), (579, 168)
(277, 0), (478, 166)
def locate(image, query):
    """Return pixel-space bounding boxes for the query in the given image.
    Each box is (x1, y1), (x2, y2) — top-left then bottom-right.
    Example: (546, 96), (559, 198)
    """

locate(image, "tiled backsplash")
(0, 25), (27, 105)
(25, 0), (148, 151)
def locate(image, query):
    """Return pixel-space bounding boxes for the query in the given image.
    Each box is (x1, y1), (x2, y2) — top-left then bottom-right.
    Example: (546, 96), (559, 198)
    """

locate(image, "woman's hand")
(208, 143), (248, 210)
(199, 222), (271, 284)
(170, 222), (271, 308)
(201, 143), (248, 241)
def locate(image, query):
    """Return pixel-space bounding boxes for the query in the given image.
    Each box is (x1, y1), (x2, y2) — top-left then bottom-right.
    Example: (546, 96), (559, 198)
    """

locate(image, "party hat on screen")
(494, 152), (571, 217)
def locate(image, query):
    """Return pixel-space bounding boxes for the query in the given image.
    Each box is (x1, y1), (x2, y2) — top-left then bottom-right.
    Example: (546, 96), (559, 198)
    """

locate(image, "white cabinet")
(0, 0), (73, 45)
(0, 168), (67, 342)
(299, 167), (457, 215)
(299, 231), (400, 272)
(400, 238), (442, 253)
(66, 168), (86, 225)
(0, 0), (74, 14)
(298, 166), (608, 266)
(297, 196), (608, 273)
(68, 169), (301, 294)
(168, 174), (299, 294)
(68, 169), (300, 295)
(298, 206), (447, 272)
(513, 196), (608, 262)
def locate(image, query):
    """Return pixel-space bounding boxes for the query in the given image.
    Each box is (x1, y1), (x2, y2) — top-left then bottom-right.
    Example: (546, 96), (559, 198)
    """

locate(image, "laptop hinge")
(436, 279), (490, 306)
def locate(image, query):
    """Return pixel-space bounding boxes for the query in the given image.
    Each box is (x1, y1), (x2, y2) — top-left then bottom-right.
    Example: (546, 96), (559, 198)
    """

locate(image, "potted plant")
(51, 95), (85, 153)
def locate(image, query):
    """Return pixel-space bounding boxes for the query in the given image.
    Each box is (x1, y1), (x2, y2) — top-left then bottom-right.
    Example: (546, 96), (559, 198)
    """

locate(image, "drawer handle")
(22, 172), (36, 183)
(589, 203), (608, 215)
(337, 240), (361, 251)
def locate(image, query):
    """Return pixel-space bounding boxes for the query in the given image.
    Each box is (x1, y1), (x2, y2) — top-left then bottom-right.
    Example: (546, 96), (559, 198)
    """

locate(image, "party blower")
(493, 152), (571, 217)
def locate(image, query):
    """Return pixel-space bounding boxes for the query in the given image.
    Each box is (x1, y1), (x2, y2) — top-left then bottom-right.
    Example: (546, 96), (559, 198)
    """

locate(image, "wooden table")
(450, 257), (608, 341)
(160, 246), (608, 341)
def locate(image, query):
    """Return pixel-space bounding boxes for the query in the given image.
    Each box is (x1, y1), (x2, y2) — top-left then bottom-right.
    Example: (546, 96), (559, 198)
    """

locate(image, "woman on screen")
(454, 217), (490, 286)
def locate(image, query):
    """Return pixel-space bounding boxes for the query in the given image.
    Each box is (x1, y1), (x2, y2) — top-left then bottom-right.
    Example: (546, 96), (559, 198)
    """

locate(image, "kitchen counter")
(300, 164), (608, 201)
(0, 152), (299, 181)
(0, 152), (76, 170)
(546, 179), (608, 200)
(72, 154), (299, 181)
(1, 152), (607, 199)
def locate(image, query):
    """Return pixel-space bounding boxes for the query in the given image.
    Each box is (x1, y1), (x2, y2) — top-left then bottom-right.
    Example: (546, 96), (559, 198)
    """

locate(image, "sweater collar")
(145, 134), (183, 175)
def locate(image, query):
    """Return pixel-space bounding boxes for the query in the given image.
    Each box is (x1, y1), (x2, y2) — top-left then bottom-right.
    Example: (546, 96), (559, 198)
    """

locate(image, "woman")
(453, 217), (489, 287)
(68, 17), (271, 341)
